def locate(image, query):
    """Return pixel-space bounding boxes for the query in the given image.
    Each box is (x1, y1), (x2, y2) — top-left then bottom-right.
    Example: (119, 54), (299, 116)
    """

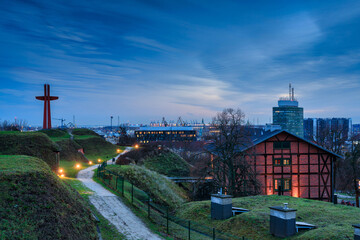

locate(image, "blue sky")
(1, 0), (360, 126)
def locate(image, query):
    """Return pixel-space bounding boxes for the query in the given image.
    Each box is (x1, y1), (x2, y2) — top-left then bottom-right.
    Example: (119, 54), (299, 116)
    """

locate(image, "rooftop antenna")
(292, 87), (295, 101)
(289, 83), (292, 100)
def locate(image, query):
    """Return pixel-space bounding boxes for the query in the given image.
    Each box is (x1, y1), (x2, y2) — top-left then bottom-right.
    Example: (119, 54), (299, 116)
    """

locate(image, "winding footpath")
(77, 148), (162, 240)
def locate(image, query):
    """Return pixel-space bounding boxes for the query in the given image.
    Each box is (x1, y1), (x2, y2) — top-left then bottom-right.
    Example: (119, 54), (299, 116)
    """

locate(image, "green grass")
(0, 155), (97, 240)
(94, 169), (216, 240)
(74, 135), (99, 139)
(72, 128), (100, 136)
(74, 136), (118, 161)
(143, 152), (190, 177)
(176, 195), (360, 240)
(118, 146), (190, 177)
(92, 173), (172, 240)
(0, 131), (59, 170)
(39, 129), (70, 142)
(106, 164), (188, 209)
(59, 160), (94, 178)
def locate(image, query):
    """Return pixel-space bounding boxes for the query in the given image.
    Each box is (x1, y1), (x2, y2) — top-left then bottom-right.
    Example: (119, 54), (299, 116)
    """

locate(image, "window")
(274, 178), (291, 191)
(273, 158), (291, 166)
(273, 141), (290, 149)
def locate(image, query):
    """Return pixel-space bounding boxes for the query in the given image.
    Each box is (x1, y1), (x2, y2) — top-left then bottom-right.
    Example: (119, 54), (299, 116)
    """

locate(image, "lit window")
(273, 158), (291, 166)
(274, 178), (291, 191)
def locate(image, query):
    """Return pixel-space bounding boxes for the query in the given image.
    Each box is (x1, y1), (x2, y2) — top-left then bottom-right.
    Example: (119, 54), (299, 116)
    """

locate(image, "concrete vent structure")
(353, 224), (360, 240)
(269, 203), (297, 237)
(211, 194), (233, 220)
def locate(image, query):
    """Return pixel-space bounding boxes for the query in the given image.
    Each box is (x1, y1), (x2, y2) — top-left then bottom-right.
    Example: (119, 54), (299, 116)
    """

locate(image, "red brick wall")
(246, 132), (333, 201)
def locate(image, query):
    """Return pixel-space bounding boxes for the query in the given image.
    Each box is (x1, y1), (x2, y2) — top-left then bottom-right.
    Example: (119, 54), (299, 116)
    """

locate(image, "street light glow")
(117, 149), (121, 153)
(98, 158), (101, 162)
(135, 144), (139, 149)
(58, 168), (64, 173)
(89, 161), (93, 165)
(75, 164), (81, 169)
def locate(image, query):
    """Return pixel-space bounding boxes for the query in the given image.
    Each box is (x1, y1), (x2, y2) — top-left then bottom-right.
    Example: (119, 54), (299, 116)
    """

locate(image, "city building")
(135, 127), (197, 144)
(304, 118), (315, 140)
(210, 130), (341, 201)
(273, 84), (304, 137)
(353, 124), (360, 136)
(304, 118), (352, 141)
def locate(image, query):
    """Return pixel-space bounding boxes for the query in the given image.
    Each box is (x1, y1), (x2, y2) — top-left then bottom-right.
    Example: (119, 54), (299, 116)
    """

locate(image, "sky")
(1, 0), (360, 126)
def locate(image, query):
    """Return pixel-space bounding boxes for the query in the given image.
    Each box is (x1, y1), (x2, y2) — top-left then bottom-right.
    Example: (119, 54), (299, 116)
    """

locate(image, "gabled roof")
(246, 129), (343, 159)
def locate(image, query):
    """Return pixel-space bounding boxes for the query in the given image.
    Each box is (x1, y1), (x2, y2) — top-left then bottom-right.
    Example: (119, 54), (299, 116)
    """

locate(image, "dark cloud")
(1, 0), (360, 125)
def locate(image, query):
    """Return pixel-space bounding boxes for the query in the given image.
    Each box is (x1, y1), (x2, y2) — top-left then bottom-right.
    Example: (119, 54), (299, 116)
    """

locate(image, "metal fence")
(96, 162), (250, 240)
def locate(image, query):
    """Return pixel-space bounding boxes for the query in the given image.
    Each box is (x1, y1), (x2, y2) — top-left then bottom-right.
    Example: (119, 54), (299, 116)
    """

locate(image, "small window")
(273, 141), (290, 149)
(274, 158), (291, 166)
(274, 178), (291, 191)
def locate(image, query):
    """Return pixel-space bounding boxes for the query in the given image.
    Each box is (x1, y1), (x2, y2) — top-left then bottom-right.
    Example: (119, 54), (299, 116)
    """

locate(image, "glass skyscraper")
(273, 85), (304, 137)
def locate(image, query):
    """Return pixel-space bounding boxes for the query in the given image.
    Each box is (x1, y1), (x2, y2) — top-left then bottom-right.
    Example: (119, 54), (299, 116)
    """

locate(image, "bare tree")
(206, 108), (260, 197)
(337, 138), (360, 207)
(315, 125), (347, 193)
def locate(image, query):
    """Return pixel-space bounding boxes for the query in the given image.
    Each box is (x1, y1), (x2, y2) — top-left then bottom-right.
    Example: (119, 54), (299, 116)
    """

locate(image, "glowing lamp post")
(89, 161), (93, 165)
(75, 163), (81, 169)
(134, 144), (139, 149)
(98, 158), (101, 163)
(117, 149), (121, 153)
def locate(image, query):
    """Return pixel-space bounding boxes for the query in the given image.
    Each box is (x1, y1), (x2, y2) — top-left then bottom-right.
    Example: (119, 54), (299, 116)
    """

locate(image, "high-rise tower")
(273, 84), (304, 137)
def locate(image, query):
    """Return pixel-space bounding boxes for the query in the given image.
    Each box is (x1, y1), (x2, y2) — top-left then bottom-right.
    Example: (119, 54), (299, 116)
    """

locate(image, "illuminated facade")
(243, 130), (341, 202)
(135, 127), (197, 144)
(273, 84), (304, 137)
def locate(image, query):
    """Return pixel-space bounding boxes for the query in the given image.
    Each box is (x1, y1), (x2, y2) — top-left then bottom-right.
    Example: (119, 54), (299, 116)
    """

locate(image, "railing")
(96, 163), (250, 240)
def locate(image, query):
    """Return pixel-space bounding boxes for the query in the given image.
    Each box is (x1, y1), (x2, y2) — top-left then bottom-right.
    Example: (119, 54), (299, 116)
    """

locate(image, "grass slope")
(117, 146), (190, 177)
(0, 155), (97, 240)
(107, 164), (188, 209)
(0, 131), (59, 170)
(176, 195), (360, 240)
(39, 129), (70, 142)
(72, 128), (100, 136)
(74, 136), (118, 161)
(56, 139), (88, 162)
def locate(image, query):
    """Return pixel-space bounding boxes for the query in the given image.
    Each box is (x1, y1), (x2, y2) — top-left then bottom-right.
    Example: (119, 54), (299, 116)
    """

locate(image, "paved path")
(77, 148), (162, 240)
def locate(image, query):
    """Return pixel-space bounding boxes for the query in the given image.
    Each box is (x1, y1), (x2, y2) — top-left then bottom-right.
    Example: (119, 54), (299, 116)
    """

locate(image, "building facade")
(243, 130), (341, 202)
(273, 85), (304, 137)
(135, 127), (197, 144)
(304, 118), (352, 141)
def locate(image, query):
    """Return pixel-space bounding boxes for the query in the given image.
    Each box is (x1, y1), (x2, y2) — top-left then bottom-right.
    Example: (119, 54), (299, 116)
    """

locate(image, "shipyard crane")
(53, 118), (66, 128)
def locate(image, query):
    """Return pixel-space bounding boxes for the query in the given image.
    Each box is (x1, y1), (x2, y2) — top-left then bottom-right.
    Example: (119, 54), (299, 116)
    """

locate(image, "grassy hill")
(56, 139), (88, 162)
(0, 155), (97, 240)
(117, 146), (190, 177)
(107, 164), (188, 209)
(39, 129), (70, 142)
(72, 128), (100, 136)
(176, 195), (360, 240)
(74, 135), (118, 162)
(0, 131), (59, 170)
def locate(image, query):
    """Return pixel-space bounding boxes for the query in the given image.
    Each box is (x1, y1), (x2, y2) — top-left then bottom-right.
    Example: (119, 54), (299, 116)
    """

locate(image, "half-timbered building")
(244, 130), (342, 202)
